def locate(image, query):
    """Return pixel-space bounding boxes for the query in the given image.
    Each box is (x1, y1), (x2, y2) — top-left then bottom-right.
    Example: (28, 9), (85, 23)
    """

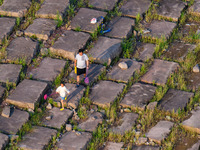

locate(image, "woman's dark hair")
(78, 49), (84, 53)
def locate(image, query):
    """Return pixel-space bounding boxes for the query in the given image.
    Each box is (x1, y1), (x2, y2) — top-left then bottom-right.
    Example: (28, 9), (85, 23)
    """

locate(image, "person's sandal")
(60, 108), (64, 111)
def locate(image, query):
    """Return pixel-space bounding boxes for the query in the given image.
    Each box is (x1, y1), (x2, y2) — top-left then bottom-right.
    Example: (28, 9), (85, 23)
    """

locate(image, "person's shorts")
(60, 96), (65, 100)
(77, 68), (86, 75)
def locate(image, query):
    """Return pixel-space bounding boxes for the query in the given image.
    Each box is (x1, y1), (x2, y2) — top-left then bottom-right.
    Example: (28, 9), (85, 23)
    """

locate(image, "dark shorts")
(77, 68), (86, 75)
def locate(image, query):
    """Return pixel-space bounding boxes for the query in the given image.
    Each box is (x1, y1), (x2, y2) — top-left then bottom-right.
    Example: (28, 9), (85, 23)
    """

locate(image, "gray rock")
(142, 20), (177, 39)
(36, 0), (69, 19)
(50, 30), (90, 61)
(118, 61), (128, 70)
(121, 83), (156, 109)
(146, 120), (174, 144)
(193, 64), (200, 73)
(157, 0), (186, 21)
(90, 81), (125, 107)
(6, 37), (39, 65)
(105, 17), (135, 39)
(70, 8), (107, 33)
(43, 107), (73, 129)
(6, 79), (48, 110)
(1, 106), (10, 118)
(147, 102), (158, 110)
(28, 57), (66, 83)
(56, 131), (92, 150)
(78, 112), (103, 132)
(65, 124), (72, 131)
(68, 64), (106, 84)
(141, 59), (179, 85)
(120, 0), (151, 18)
(18, 126), (57, 150)
(0, 0), (31, 17)
(187, 140), (200, 150)
(137, 137), (148, 145)
(110, 113), (138, 135)
(24, 18), (57, 40)
(132, 145), (160, 150)
(0, 133), (9, 150)
(88, 0), (118, 11)
(0, 86), (5, 102)
(46, 103), (52, 110)
(0, 17), (16, 44)
(158, 89), (194, 112)
(189, 1), (200, 15)
(88, 36), (122, 65)
(0, 64), (22, 84)
(0, 108), (29, 134)
(103, 142), (124, 150)
(182, 107), (200, 134)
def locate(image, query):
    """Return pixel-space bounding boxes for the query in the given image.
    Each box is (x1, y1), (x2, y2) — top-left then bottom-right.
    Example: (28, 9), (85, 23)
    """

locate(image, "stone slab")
(0, 17), (16, 44)
(187, 72), (200, 91)
(88, 0), (118, 11)
(187, 140), (200, 150)
(156, 0), (186, 21)
(18, 126), (57, 150)
(50, 30), (90, 60)
(6, 37), (38, 65)
(70, 8), (107, 33)
(141, 59), (179, 85)
(135, 43), (156, 62)
(43, 107), (73, 129)
(1, 106), (10, 118)
(107, 59), (142, 83)
(189, 1), (200, 16)
(146, 120), (174, 144)
(110, 113), (138, 135)
(56, 131), (92, 150)
(28, 57), (66, 82)
(103, 142), (124, 150)
(0, 0), (31, 17)
(182, 107), (200, 134)
(78, 112), (103, 132)
(36, 0), (69, 19)
(24, 18), (57, 40)
(90, 81), (124, 107)
(6, 79), (48, 110)
(0, 133), (8, 150)
(142, 20), (177, 39)
(163, 41), (196, 61)
(120, 0), (151, 18)
(0, 108), (29, 134)
(158, 89), (194, 112)
(121, 83), (156, 109)
(0, 86), (5, 103)
(132, 145), (160, 150)
(105, 17), (135, 39)
(88, 36), (122, 65)
(0, 64), (22, 84)
(68, 63), (106, 84)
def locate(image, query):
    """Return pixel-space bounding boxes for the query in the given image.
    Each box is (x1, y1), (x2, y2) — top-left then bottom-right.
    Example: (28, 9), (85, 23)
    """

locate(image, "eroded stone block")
(103, 142), (124, 150)
(0, 133), (9, 150)
(88, 0), (118, 11)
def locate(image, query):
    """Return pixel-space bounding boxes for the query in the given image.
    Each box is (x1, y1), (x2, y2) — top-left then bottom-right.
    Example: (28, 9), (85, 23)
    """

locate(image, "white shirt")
(56, 86), (70, 97)
(75, 54), (88, 69)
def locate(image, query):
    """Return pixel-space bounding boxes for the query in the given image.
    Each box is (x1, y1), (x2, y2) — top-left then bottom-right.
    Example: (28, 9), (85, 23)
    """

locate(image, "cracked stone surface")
(0, 133), (9, 150)
(0, 108), (29, 134)
(120, 0), (151, 18)
(24, 18), (57, 40)
(56, 131), (92, 150)
(141, 59), (179, 85)
(36, 0), (69, 19)
(0, 0), (31, 17)
(0, 17), (16, 44)
(107, 59), (142, 83)
(0, 64), (22, 84)
(132, 145), (160, 150)
(50, 30), (90, 61)
(189, 1), (200, 16)
(18, 126), (57, 150)
(88, 36), (122, 65)
(90, 81), (125, 107)
(103, 142), (124, 150)
(70, 8), (107, 33)
(6, 79), (48, 110)
(158, 89), (194, 112)
(146, 120), (174, 144)
(78, 112), (103, 132)
(6, 37), (39, 65)
(105, 17), (135, 39)
(88, 0), (118, 11)
(182, 107), (200, 134)
(121, 83), (156, 109)
(110, 113), (138, 135)
(28, 57), (66, 83)
(43, 107), (73, 129)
